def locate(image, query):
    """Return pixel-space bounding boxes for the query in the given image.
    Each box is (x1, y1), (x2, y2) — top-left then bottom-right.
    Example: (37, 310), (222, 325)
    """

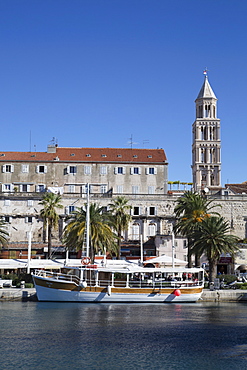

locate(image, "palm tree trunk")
(117, 230), (121, 259)
(187, 238), (192, 268)
(90, 243), (95, 263)
(48, 223), (52, 259)
(209, 258), (217, 282)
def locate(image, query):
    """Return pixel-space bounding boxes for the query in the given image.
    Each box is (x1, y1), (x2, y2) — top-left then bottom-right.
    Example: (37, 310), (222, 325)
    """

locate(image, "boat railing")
(81, 278), (203, 289)
(34, 270), (203, 289)
(34, 270), (81, 285)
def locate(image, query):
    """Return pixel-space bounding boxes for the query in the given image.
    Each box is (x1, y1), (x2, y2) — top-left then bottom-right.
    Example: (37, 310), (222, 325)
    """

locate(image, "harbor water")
(1, 301), (247, 370)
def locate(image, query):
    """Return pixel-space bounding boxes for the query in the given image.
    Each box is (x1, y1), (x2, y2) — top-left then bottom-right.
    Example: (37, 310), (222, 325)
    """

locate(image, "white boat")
(32, 263), (204, 303)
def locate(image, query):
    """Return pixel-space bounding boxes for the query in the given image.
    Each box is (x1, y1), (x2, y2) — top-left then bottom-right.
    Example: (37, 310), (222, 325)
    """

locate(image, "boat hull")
(33, 276), (203, 303)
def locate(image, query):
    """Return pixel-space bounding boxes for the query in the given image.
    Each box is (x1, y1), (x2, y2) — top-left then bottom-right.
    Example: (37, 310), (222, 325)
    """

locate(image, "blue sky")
(1, 0), (247, 186)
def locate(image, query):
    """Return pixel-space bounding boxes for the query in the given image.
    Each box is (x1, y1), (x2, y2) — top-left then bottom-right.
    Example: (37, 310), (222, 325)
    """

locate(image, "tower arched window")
(201, 174), (206, 186)
(210, 174), (215, 186)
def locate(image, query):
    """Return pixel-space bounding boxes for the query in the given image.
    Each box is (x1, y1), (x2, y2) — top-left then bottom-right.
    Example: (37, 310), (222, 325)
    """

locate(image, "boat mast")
(86, 183), (90, 258)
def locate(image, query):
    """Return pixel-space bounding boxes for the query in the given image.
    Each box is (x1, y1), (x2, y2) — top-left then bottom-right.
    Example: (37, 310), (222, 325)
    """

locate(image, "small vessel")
(32, 263), (204, 303)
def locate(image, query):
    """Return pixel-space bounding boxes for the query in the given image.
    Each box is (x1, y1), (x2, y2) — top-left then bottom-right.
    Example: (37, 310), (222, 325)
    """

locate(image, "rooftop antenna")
(143, 140), (149, 148)
(51, 137), (57, 145)
(127, 135), (138, 149)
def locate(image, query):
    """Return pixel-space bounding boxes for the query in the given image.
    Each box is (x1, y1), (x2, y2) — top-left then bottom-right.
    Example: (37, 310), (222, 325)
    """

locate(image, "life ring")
(81, 257), (91, 265)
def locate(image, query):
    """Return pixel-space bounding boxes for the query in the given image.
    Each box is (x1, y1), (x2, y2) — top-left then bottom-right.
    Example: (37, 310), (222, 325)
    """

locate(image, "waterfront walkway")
(1, 288), (247, 302)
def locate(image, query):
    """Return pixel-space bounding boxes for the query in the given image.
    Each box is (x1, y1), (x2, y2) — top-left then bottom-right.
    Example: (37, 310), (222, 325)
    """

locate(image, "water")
(0, 302), (247, 370)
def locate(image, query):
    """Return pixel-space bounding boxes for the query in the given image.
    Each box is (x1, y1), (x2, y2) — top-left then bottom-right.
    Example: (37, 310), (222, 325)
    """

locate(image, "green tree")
(39, 193), (63, 259)
(0, 220), (9, 247)
(174, 191), (219, 267)
(108, 196), (132, 259)
(63, 203), (117, 262)
(190, 216), (239, 282)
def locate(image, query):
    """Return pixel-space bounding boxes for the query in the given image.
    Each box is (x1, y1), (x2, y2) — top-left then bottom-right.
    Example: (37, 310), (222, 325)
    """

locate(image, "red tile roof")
(0, 147), (167, 164)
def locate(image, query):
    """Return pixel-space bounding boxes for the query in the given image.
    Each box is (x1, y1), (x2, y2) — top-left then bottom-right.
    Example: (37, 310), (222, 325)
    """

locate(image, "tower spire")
(192, 73), (221, 192)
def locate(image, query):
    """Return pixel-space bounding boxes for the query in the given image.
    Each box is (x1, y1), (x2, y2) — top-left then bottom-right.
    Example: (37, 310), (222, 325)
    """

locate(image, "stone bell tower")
(192, 72), (221, 192)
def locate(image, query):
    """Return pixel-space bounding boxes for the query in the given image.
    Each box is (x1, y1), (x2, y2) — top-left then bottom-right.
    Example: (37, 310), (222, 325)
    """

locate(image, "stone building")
(1, 74), (247, 271)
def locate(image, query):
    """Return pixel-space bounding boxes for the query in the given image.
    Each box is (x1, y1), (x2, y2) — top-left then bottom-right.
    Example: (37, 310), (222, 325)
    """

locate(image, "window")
(133, 207), (140, 216)
(4, 216), (11, 223)
(101, 154), (107, 158)
(68, 185), (75, 193)
(149, 207), (156, 216)
(36, 184), (45, 192)
(130, 167), (141, 175)
(132, 223), (140, 240)
(22, 164), (29, 173)
(183, 240), (187, 248)
(36, 165), (47, 173)
(114, 167), (126, 174)
(2, 164), (14, 173)
(132, 186), (139, 194)
(27, 200), (33, 207)
(148, 186), (155, 194)
(100, 166), (107, 175)
(117, 185), (123, 194)
(100, 185), (107, 194)
(4, 199), (10, 206)
(67, 166), (77, 174)
(69, 206), (75, 214)
(20, 184), (30, 192)
(148, 223), (156, 236)
(84, 166), (92, 175)
(2, 184), (14, 192)
(146, 167), (157, 175)
(25, 216), (33, 223)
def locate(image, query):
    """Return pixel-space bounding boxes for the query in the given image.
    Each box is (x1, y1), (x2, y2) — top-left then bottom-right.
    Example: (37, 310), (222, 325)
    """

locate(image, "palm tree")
(0, 220), (9, 247)
(63, 203), (117, 262)
(190, 216), (239, 282)
(108, 196), (132, 259)
(174, 191), (219, 267)
(39, 193), (63, 259)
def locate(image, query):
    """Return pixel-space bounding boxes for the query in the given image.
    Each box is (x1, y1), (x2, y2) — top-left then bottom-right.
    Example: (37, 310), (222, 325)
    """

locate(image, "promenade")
(1, 288), (247, 302)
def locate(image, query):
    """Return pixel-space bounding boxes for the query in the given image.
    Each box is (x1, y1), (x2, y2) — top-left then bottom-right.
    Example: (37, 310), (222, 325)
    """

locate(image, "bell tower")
(192, 72), (221, 192)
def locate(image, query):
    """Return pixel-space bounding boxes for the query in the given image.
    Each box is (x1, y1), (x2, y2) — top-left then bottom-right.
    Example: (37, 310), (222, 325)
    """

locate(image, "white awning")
(144, 255), (187, 266)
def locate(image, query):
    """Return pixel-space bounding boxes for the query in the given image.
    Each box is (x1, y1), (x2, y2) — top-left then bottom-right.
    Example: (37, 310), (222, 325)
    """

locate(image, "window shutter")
(146, 168), (149, 175)
(25, 217), (28, 223)
(44, 165), (47, 173)
(66, 166), (70, 174)
(114, 167), (118, 174)
(36, 185), (40, 192)
(138, 167), (141, 175)
(36, 166), (39, 173)
(123, 167), (126, 174)
(2, 165), (6, 173)
(154, 168), (157, 175)
(65, 206), (69, 215)
(10, 165), (14, 173)
(130, 167), (134, 175)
